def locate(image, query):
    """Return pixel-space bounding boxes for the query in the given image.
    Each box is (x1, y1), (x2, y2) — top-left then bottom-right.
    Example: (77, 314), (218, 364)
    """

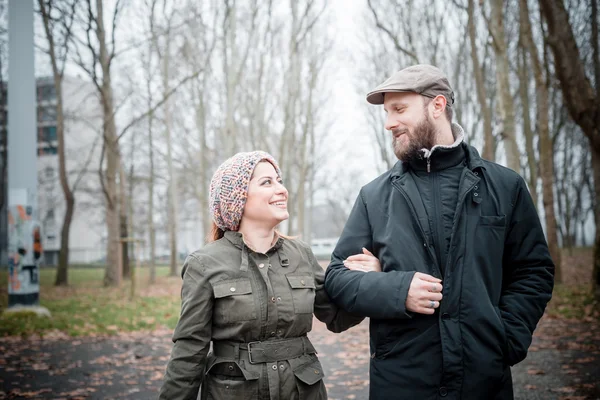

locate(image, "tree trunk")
(120, 164), (130, 279)
(162, 32), (178, 277)
(147, 79), (156, 285)
(489, 0), (520, 172)
(593, 148), (600, 297)
(38, 0), (75, 286)
(519, 0), (561, 281)
(516, 45), (537, 209)
(538, 0), (599, 293)
(468, 0), (494, 161)
(96, 0), (122, 287)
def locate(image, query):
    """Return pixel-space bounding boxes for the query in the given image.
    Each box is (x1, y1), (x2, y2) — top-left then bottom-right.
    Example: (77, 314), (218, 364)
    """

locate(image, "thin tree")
(519, 0), (561, 281)
(38, 0), (78, 286)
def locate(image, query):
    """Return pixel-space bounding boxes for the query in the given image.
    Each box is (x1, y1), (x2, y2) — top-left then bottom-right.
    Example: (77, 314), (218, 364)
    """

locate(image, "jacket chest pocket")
(286, 274), (315, 314)
(212, 279), (257, 324)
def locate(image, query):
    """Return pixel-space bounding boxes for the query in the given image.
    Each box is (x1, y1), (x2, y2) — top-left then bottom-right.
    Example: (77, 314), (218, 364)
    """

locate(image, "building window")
(38, 106), (57, 122)
(39, 85), (57, 102)
(40, 126), (57, 142)
(38, 146), (58, 156)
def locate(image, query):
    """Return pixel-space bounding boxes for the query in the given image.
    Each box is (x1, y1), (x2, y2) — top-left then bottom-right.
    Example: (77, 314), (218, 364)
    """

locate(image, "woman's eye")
(261, 179), (271, 185)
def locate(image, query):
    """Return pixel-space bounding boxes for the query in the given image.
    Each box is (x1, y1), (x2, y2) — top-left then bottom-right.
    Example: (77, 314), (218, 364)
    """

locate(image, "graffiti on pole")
(7, 204), (43, 305)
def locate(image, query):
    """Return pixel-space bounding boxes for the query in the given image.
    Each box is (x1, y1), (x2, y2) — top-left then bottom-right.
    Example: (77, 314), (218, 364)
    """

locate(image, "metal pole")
(5, 0), (49, 316)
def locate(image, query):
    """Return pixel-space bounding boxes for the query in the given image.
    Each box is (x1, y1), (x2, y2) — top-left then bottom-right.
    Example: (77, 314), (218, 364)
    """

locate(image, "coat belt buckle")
(246, 341), (260, 364)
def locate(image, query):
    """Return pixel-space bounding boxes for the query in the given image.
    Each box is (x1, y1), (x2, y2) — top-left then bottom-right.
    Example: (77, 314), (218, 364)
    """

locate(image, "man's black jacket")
(324, 142), (554, 400)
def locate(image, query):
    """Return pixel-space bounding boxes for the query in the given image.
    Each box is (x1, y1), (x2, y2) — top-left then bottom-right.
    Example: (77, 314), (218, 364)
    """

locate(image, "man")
(324, 64), (554, 399)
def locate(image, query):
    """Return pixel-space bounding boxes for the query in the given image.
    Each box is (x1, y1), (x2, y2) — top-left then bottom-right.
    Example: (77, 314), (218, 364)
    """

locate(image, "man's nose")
(384, 115), (398, 131)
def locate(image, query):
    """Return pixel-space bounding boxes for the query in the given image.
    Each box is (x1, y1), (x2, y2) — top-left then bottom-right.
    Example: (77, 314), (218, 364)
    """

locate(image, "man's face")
(383, 92), (438, 162)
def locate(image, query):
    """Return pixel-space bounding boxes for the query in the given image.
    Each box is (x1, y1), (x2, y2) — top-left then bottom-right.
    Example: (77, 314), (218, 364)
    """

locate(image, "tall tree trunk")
(490, 0), (520, 172)
(223, 0), (238, 156)
(516, 45), (538, 209)
(39, 0), (75, 286)
(538, 0), (599, 294)
(96, 0), (122, 287)
(162, 34), (178, 277)
(467, 0), (494, 161)
(519, 0), (562, 281)
(194, 80), (210, 241)
(593, 149), (600, 296)
(120, 165), (130, 279)
(147, 79), (156, 285)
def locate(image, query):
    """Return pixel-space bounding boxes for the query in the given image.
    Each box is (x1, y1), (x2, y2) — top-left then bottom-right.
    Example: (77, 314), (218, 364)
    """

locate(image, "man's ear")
(431, 95), (447, 120)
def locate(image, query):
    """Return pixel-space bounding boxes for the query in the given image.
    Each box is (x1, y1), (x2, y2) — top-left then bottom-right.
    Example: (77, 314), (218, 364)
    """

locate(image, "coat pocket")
(212, 279), (257, 323)
(289, 355), (326, 400)
(202, 358), (259, 400)
(493, 306), (509, 363)
(286, 275), (316, 314)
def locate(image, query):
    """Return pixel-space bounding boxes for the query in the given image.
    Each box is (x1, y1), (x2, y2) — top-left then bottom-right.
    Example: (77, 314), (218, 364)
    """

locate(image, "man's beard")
(392, 113), (438, 162)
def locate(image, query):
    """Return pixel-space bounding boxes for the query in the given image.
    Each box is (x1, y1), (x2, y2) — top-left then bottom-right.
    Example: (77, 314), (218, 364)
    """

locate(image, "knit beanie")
(209, 151), (282, 231)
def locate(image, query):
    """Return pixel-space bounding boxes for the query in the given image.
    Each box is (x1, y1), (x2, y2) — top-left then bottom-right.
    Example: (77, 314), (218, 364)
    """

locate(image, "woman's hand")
(343, 248), (382, 272)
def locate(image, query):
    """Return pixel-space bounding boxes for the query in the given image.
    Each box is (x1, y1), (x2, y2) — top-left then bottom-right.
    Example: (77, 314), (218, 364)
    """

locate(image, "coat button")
(258, 263), (265, 268)
(300, 280), (305, 285)
(314, 369), (319, 374)
(439, 387), (448, 397)
(272, 365), (278, 370)
(473, 192), (479, 197)
(228, 365), (234, 371)
(277, 297), (281, 302)
(271, 297), (276, 302)
(279, 364), (285, 370)
(270, 331), (276, 336)
(229, 287), (236, 292)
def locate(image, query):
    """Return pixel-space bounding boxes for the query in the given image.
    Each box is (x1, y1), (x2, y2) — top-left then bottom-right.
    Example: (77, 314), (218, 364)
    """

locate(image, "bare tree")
(487, 0), (521, 173)
(468, 0), (495, 161)
(519, 0), (562, 281)
(38, 0), (79, 286)
(71, 0), (126, 286)
(538, 0), (600, 297)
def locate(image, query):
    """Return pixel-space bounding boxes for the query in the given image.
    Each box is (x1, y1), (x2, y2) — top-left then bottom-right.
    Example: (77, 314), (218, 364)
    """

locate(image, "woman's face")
(241, 161), (289, 228)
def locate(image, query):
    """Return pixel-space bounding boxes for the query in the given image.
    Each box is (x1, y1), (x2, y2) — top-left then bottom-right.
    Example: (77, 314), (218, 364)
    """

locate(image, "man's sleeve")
(499, 176), (555, 366)
(324, 189), (415, 320)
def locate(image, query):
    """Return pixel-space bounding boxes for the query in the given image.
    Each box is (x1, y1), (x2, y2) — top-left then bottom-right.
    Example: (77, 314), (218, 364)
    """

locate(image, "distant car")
(310, 238), (339, 260)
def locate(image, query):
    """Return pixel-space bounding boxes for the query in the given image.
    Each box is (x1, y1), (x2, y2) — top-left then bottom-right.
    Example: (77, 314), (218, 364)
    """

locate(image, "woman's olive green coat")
(159, 231), (362, 400)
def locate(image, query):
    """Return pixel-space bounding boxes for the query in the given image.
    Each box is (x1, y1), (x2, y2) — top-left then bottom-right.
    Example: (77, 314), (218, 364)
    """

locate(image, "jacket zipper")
(443, 178), (479, 274)
(392, 180), (442, 279)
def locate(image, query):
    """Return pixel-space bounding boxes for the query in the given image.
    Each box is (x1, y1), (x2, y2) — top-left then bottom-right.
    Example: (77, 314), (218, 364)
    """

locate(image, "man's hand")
(406, 272), (443, 315)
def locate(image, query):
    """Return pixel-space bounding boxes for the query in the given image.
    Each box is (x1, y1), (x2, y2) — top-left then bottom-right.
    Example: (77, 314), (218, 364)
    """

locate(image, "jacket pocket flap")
(212, 279), (253, 298)
(293, 359), (324, 385)
(479, 215), (506, 227)
(286, 275), (316, 290)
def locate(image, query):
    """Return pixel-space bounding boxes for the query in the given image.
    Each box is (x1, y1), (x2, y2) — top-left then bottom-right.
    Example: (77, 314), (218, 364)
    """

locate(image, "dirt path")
(1, 314), (598, 399)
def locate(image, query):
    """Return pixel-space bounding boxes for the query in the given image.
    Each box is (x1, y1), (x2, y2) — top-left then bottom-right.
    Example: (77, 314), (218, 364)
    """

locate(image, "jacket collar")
(390, 123), (486, 178)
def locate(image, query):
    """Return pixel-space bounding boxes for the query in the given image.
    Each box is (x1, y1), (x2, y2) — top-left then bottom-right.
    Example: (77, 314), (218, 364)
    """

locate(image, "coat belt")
(212, 336), (316, 364)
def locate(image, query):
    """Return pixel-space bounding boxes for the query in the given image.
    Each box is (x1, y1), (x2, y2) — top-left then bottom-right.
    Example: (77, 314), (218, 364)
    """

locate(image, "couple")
(159, 65), (555, 400)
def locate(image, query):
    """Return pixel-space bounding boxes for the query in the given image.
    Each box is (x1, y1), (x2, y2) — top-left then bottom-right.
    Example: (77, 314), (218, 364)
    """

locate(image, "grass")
(0, 266), (182, 337)
(546, 284), (598, 320)
(0, 247), (597, 337)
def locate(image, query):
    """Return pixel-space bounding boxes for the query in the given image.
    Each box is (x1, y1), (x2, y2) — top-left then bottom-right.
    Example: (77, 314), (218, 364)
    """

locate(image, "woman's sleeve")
(159, 254), (213, 400)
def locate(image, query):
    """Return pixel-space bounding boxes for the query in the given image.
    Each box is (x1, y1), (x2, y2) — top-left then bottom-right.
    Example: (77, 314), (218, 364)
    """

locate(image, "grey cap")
(366, 64), (455, 106)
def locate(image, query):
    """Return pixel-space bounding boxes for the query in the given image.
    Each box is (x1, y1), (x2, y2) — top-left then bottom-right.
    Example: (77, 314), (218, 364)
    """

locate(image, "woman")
(159, 151), (379, 400)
